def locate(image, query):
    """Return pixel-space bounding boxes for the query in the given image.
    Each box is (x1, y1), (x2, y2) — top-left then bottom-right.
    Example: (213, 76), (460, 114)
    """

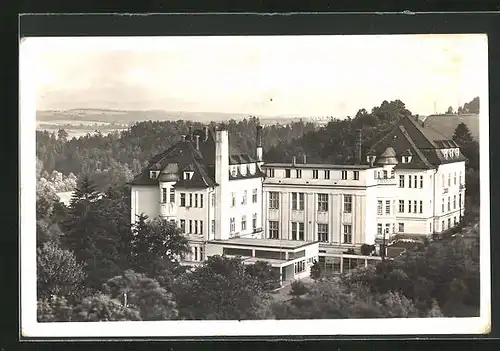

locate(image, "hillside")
(420, 114), (479, 141)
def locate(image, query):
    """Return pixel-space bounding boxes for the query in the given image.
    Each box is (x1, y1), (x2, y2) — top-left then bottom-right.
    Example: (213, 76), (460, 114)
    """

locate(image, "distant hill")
(419, 114), (480, 141)
(36, 109), (326, 126)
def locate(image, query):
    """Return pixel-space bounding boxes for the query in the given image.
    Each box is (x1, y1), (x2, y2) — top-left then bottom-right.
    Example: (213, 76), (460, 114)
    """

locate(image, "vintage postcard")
(20, 33), (490, 338)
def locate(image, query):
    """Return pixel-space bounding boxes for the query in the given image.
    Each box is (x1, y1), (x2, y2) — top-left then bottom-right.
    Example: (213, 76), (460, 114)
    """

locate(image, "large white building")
(130, 116), (466, 281)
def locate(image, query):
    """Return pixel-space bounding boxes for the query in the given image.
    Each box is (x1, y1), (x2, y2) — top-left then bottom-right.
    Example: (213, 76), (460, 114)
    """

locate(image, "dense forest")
(36, 97), (481, 321)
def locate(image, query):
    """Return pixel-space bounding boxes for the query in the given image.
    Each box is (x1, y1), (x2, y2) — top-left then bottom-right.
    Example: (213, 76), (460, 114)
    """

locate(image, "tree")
(37, 242), (87, 302)
(453, 123), (474, 146)
(245, 261), (281, 291)
(37, 296), (74, 322)
(447, 106), (454, 114)
(72, 293), (141, 321)
(310, 260), (322, 280)
(130, 215), (190, 277)
(172, 255), (272, 320)
(103, 270), (178, 320)
(290, 280), (309, 297)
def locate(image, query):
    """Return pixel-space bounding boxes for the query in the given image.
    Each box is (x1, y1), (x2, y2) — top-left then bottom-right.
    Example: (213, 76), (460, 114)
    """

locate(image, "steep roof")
(420, 113), (479, 141)
(129, 128), (261, 187)
(367, 116), (467, 169)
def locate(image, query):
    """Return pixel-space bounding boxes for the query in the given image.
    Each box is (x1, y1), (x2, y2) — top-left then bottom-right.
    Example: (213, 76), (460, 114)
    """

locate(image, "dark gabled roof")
(129, 128), (261, 188)
(421, 113), (479, 141)
(368, 116), (467, 169)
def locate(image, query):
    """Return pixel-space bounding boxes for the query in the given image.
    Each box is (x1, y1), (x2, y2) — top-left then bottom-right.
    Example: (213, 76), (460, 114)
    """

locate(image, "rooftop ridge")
(398, 125), (433, 168)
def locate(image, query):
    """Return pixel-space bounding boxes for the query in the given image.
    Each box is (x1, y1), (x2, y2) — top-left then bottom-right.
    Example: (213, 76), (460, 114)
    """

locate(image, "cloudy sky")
(27, 34), (487, 117)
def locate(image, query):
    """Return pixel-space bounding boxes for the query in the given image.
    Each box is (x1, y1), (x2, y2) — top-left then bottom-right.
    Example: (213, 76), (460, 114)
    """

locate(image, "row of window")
(442, 194), (463, 213)
(294, 260), (306, 274)
(230, 189), (259, 207)
(178, 192), (205, 208)
(230, 213), (258, 234)
(399, 175), (424, 188)
(191, 246), (204, 262)
(268, 221), (353, 244)
(266, 168), (360, 181)
(180, 219), (204, 235)
(269, 192), (353, 213)
(441, 172), (463, 188)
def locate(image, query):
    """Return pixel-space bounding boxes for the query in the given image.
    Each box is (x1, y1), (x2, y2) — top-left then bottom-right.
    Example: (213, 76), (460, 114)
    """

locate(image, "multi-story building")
(130, 115), (467, 281)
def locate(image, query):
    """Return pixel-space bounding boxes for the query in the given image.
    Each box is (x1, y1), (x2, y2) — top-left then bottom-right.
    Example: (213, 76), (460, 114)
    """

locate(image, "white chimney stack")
(214, 129), (230, 240)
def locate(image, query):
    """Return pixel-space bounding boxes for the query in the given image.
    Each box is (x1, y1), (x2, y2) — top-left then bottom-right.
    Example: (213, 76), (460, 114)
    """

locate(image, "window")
(269, 192), (280, 209)
(430, 223), (432, 233)
(391, 169), (395, 178)
(408, 175), (412, 188)
(180, 193), (186, 207)
(200, 194), (203, 208)
(377, 223), (382, 235)
(194, 220), (198, 234)
(241, 215), (247, 231)
(292, 192), (305, 211)
(383, 170), (388, 179)
(385, 223), (390, 234)
(267, 168), (275, 177)
(448, 174), (451, 187)
(447, 197), (451, 211)
(324, 170), (330, 179)
(189, 194), (193, 207)
(414, 175), (418, 188)
(252, 189), (258, 203)
(230, 218), (235, 233)
(344, 195), (352, 213)
(408, 200), (412, 213)
(420, 176), (423, 188)
(318, 224), (328, 242)
(414, 200), (417, 214)
(441, 220), (445, 231)
(285, 169), (291, 178)
(398, 223), (404, 232)
(341, 171), (347, 180)
(353, 171), (360, 180)
(169, 188), (175, 203)
(194, 194), (198, 207)
(252, 213), (257, 230)
(150, 171), (159, 179)
(211, 193), (215, 207)
(211, 220), (215, 234)
(294, 260), (306, 274)
(188, 220), (193, 234)
(296, 169), (302, 178)
(398, 200), (404, 213)
(184, 171), (193, 180)
(242, 190), (247, 205)
(454, 172), (457, 185)
(318, 194), (328, 212)
(162, 188), (167, 203)
(269, 221), (279, 239)
(343, 225), (352, 244)
(200, 220), (203, 235)
(448, 218), (451, 229)
(442, 198), (445, 212)
(442, 175), (445, 187)
(313, 170), (319, 179)
(231, 192), (236, 207)
(291, 222), (305, 240)
(459, 193), (462, 207)
(193, 247), (198, 261)
(419, 200), (423, 214)
(200, 246), (204, 261)
(459, 172), (462, 185)
(377, 200), (383, 215)
(399, 175), (405, 188)
(453, 195), (457, 209)
(385, 200), (391, 215)
(180, 219), (186, 233)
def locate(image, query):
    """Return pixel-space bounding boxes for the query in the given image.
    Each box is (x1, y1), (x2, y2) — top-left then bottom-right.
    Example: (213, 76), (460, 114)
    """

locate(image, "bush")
(289, 280), (309, 297)
(361, 244), (375, 256)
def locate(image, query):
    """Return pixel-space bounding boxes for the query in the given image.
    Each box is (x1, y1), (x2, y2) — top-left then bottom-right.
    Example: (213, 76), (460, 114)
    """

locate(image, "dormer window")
(150, 171), (160, 179)
(401, 156), (412, 163)
(183, 171), (194, 180)
(230, 167), (237, 177)
(455, 148), (460, 158)
(240, 164), (247, 176)
(442, 149), (449, 160)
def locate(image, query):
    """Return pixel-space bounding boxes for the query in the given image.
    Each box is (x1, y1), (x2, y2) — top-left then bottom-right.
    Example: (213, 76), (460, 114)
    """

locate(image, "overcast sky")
(28, 34), (487, 117)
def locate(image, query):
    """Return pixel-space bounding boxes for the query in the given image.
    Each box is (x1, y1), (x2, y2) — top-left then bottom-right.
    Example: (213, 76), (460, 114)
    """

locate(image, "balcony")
(375, 176), (397, 185)
(442, 187), (449, 194)
(160, 202), (176, 217)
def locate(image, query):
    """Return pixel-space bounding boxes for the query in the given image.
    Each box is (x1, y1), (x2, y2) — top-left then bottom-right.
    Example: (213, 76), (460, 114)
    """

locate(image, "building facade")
(130, 116), (466, 279)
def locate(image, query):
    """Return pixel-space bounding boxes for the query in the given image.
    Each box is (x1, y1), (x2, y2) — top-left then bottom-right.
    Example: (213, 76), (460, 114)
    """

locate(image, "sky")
(26, 34), (488, 117)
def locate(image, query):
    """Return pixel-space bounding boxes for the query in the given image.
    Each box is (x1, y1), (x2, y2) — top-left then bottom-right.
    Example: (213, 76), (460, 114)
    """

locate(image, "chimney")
(292, 156), (296, 165)
(195, 135), (200, 150)
(302, 154), (307, 164)
(256, 125), (263, 162)
(181, 134), (186, 142)
(214, 130), (230, 240)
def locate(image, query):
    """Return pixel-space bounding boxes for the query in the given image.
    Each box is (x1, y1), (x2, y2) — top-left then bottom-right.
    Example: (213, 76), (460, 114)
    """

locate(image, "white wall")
(131, 185), (159, 224)
(227, 177), (263, 238)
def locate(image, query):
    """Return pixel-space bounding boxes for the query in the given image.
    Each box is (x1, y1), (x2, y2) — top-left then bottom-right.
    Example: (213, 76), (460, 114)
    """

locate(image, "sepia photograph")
(20, 32), (490, 337)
